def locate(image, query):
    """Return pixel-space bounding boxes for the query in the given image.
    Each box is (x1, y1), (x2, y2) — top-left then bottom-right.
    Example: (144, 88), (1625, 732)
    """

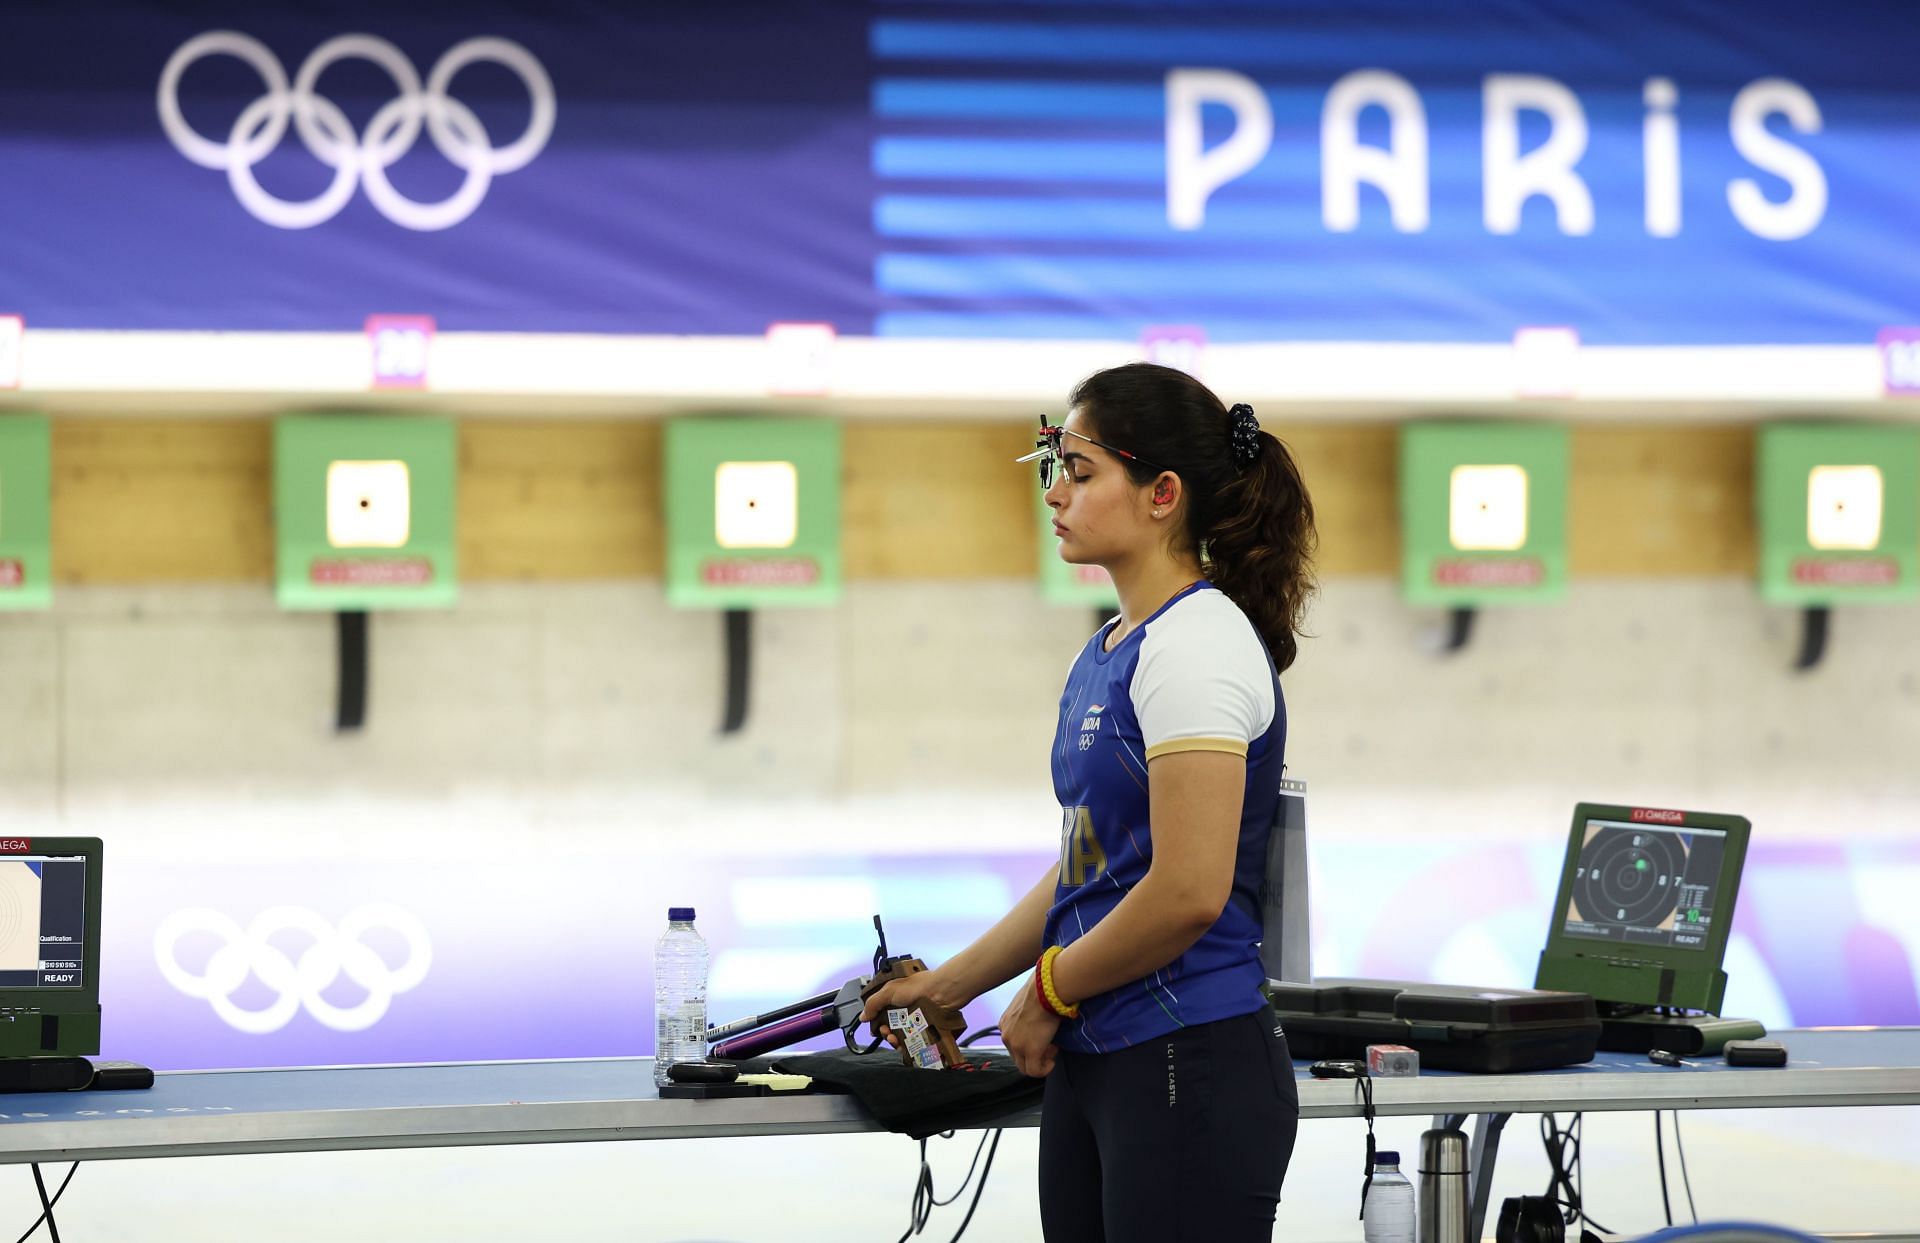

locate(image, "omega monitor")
(0, 837), (102, 1058)
(1535, 804), (1749, 1015)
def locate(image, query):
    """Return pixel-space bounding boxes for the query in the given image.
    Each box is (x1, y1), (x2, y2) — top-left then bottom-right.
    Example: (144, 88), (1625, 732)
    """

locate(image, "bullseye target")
(1572, 827), (1685, 929)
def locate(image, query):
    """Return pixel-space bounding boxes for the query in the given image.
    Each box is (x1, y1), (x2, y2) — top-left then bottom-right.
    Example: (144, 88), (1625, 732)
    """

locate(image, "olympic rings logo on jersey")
(157, 31), (554, 231)
(154, 904), (433, 1035)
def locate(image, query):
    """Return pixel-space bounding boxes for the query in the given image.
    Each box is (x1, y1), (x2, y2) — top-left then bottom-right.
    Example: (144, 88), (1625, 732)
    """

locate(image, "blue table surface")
(0, 1029), (1909, 1127)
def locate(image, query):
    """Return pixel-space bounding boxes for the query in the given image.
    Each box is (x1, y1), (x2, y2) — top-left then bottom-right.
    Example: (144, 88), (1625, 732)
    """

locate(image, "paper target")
(1572, 826), (1686, 929)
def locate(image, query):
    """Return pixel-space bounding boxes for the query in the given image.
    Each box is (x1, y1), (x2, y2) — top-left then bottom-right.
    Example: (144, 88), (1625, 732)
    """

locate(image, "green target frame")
(1400, 422), (1569, 607)
(1757, 423), (1919, 605)
(274, 415), (458, 611)
(664, 417), (841, 609)
(0, 415), (52, 611)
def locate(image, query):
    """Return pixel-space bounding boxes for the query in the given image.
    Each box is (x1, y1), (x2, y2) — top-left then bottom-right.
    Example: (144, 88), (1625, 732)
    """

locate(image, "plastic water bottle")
(653, 907), (709, 1088)
(1362, 1150), (1416, 1243)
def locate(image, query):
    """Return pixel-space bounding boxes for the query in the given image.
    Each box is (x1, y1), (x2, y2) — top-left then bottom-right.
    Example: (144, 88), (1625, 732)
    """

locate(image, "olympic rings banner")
(0, 0), (1916, 343)
(98, 841), (1920, 1069)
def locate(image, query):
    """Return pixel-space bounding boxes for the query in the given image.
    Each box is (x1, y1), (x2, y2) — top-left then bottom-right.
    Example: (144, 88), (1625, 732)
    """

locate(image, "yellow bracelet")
(1037, 945), (1080, 1019)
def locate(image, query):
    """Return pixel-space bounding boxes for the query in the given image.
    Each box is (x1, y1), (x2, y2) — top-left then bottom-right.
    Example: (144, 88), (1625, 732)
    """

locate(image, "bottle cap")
(668, 907), (696, 922)
(1374, 1151), (1399, 1166)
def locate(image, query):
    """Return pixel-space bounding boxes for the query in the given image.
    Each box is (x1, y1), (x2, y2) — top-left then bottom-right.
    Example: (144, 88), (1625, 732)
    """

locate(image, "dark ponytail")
(1206, 414), (1318, 672)
(1067, 363), (1317, 672)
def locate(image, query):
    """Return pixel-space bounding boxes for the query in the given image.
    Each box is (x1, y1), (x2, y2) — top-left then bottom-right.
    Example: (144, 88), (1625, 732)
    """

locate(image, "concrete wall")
(8, 576), (1917, 844)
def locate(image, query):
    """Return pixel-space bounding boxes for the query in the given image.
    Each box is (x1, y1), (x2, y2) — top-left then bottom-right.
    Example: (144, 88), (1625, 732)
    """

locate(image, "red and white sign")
(0, 315), (22, 390)
(765, 322), (835, 397)
(1630, 808), (1686, 825)
(366, 314), (435, 390)
(1432, 557), (1545, 587)
(0, 839), (31, 853)
(310, 557), (434, 587)
(1790, 557), (1900, 587)
(0, 559), (22, 589)
(700, 557), (820, 587)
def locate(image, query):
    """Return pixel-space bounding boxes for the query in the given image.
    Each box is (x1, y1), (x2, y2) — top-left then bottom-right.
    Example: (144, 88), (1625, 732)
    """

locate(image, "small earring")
(1152, 509), (1164, 518)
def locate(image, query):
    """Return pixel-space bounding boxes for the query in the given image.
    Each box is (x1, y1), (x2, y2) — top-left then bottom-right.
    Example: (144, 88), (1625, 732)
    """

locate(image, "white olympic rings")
(154, 904), (433, 1035)
(157, 30), (554, 231)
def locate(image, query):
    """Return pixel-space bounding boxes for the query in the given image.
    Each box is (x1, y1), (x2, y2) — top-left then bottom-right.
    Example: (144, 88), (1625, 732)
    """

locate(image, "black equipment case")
(1267, 978), (1601, 1073)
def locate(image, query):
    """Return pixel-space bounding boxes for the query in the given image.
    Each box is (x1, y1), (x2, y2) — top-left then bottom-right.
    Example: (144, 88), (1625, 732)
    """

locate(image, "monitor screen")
(1561, 819), (1726, 950)
(0, 854), (87, 989)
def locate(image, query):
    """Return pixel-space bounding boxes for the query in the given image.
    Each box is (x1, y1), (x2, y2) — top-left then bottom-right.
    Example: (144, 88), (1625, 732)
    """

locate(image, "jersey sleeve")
(1129, 594), (1276, 762)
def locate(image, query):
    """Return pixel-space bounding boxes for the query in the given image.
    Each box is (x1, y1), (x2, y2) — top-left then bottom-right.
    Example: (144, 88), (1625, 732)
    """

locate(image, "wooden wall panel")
(1569, 425), (1754, 575)
(51, 419), (273, 583)
(1273, 423), (1399, 576)
(42, 417), (1767, 585)
(460, 421), (661, 579)
(843, 422), (1037, 578)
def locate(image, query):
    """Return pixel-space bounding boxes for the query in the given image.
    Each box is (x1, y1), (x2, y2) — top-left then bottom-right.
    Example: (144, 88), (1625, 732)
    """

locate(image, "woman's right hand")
(859, 968), (970, 1047)
(997, 974), (1062, 1078)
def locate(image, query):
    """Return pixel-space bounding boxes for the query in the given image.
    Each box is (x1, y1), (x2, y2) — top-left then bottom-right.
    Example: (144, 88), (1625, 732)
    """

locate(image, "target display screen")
(0, 856), (86, 989)
(1563, 820), (1725, 950)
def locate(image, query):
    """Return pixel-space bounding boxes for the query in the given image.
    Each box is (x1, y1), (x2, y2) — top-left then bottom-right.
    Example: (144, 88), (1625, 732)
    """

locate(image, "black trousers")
(1038, 1006), (1300, 1243)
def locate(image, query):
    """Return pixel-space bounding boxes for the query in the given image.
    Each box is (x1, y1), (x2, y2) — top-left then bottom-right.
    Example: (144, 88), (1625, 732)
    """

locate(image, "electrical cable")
(1654, 1111), (1674, 1227)
(1538, 1112), (1614, 1237)
(1671, 1111), (1698, 1224)
(897, 1138), (936, 1242)
(1354, 1073), (1376, 1220)
(890, 1114), (998, 1237)
(946, 1025), (1005, 1242)
(945, 1026), (1006, 1243)
(1540, 1112), (1576, 1222)
(19, 1164), (73, 1243)
(1572, 1116), (1586, 1232)
(947, 1129), (1001, 1243)
(896, 1026), (1008, 1241)
(930, 1132), (992, 1209)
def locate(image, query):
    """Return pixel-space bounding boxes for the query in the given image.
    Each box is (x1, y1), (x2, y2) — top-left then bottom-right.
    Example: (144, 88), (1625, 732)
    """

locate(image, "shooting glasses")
(1015, 413), (1172, 490)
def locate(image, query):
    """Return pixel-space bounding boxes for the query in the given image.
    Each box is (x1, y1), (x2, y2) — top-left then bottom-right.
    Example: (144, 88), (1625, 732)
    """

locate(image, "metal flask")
(1418, 1128), (1471, 1243)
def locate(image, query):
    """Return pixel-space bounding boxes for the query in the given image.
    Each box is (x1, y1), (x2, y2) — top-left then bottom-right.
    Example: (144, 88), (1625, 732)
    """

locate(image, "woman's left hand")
(999, 975), (1063, 1078)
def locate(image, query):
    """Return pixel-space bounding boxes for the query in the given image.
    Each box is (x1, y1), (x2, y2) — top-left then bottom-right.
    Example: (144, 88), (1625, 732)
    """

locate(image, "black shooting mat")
(746, 1048), (1042, 1141)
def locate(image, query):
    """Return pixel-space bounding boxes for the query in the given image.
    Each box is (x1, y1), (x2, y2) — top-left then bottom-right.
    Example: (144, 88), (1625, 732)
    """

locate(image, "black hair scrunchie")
(1228, 403), (1261, 471)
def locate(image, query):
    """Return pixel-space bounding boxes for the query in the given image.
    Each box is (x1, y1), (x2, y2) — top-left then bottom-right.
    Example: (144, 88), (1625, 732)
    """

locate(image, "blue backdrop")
(0, 0), (1914, 343)
(108, 840), (1920, 1069)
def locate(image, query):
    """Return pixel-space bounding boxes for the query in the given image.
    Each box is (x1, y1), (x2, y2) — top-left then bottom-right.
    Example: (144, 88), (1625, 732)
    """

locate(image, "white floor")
(11, 1105), (1917, 1241)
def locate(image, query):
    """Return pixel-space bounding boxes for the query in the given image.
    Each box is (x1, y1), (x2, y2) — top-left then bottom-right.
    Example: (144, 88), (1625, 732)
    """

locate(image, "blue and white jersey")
(1044, 580), (1285, 1054)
